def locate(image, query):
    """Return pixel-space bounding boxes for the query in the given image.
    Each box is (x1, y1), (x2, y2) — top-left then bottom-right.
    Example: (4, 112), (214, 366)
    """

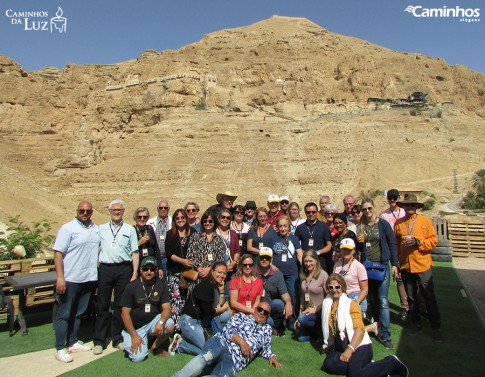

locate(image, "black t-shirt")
(120, 278), (170, 329)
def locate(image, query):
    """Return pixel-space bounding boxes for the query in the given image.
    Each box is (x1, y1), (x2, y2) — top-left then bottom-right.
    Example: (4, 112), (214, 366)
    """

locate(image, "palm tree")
(471, 169), (485, 196)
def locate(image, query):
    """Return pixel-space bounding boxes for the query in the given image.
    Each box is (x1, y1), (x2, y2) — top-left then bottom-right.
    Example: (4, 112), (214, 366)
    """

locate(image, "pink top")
(379, 207), (405, 230)
(333, 259), (368, 294)
(300, 270), (328, 308)
(230, 276), (263, 309)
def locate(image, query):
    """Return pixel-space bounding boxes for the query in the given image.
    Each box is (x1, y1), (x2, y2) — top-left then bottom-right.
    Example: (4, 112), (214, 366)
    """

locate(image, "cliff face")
(0, 16), (484, 223)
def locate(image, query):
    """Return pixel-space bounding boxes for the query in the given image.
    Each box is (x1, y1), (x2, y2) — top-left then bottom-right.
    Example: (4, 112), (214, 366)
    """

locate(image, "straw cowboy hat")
(216, 191), (238, 204)
(396, 193), (424, 209)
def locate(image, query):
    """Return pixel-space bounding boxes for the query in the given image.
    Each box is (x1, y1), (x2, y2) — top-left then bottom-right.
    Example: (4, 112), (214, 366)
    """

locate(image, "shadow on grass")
(394, 262), (484, 377)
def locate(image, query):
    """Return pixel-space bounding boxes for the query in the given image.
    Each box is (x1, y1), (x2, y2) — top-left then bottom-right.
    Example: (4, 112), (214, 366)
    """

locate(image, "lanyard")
(257, 224), (269, 239)
(391, 208), (402, 221)
(306, 223), (316, 238)
(141, 278), (154, 301)
(243, 278), (253, 301)
(405, 215), (418, 236)
(135, 225), (147, 239)
(110, 221), (123, 240)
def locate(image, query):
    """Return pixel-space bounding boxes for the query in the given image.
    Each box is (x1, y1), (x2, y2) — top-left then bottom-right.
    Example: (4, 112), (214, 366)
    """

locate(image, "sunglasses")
(137, 215), (149, 220)
(242, 263), (254, 268)
(256, 306), (270, 316)
(246, 208), (255, 211)
(387, 196), (398, 201)
(234, 211), (244, 215)
(280, 201), (289, 205)
(176, 216), (186, 221)
(203, 220), (214, 224)
(260, 256), (272, 261)
(219, 215), (231, 220)
(158, 206), (169, 210)
(186, 208), (197, 213)
(142, 267), (157, 272)
(352, 210), (362, 215)
(363, 207), (373, 211)
(305, 211), (317, 215)
(328, 284), (342, 290)
(78, 209), (93, 214)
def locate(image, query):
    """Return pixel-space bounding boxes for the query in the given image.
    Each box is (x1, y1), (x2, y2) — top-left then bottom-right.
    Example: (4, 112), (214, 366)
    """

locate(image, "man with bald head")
(174, 301), (282, 376)
(53, 201), (100, 363)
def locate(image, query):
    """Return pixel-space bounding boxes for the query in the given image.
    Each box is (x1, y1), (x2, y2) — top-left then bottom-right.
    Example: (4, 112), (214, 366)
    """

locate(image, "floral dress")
(185, 232), (226, 292)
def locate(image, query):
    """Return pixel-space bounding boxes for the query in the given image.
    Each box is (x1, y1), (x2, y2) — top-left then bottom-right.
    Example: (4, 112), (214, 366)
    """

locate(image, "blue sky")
(1, 0), (483, 73)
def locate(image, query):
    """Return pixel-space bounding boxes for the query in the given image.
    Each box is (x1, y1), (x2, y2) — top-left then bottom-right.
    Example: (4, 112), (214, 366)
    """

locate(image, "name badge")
(305, 293), (310, 302)
(259, 242), (263, 249)
(142, 248), (148, 257)
(308, 238), (314, 247)
(160, 235), (165, 241)
(144, 304), (151, 313)
(246, 301), (252, 308)
(239, 239), (243, 247)
(111, 241), (117, 249)
(207, 253), (214, 262)
(282, 254), (287, 262)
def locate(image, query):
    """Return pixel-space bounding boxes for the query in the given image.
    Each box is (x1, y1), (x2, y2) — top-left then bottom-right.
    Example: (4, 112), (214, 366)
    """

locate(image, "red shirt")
(267, 210), (285, 226)
(230, 276), (264, 309)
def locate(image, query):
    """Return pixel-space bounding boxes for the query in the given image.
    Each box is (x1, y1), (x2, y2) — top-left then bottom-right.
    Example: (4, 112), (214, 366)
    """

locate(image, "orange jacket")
(394, 214), (437, 273)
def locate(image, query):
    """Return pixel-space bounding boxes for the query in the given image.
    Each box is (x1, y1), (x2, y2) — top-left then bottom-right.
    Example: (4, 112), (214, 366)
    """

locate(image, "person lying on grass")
(173, 301), (282, 377)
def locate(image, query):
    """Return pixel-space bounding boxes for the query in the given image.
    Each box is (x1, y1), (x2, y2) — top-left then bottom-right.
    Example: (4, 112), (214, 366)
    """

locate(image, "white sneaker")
(114, 342), (125, 350)
(169, 333), (182, 356)
(69, 341), (92, 353)
(55, 348), (73, 363)
(93, 345), (104, 355)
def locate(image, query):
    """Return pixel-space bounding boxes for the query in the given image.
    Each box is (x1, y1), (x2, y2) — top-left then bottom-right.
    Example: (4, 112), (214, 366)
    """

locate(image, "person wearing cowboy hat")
(206, 191), (238, 219)
(394, 194), (443, 342)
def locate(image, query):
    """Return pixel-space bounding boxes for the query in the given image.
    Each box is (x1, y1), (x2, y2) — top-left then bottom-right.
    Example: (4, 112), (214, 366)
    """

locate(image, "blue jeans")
(368, 266), (391, 341)
(173, 335), (236, 377)
(211, 310), (232, 333)
(347, 291), (368, 316)
(267, 299), (285, 330)
(178, 314), (207, 355)
(54, 281), (95, 350)
(283, 273), (299, 329)
(295, 310), (322, 342)
(122, 314), (174, 362)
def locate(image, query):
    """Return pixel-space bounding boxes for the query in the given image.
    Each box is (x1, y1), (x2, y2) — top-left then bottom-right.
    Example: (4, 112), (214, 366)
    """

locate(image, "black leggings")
(323, 344), (401, 377)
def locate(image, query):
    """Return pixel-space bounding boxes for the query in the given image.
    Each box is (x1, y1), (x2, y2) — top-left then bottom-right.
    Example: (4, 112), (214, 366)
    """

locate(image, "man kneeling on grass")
(121, 257), (174, 361)
(172, 301), (282, 377)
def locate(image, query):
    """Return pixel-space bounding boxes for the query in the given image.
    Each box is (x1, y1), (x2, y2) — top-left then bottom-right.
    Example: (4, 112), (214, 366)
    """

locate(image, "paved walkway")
(0, 342), (117, 377)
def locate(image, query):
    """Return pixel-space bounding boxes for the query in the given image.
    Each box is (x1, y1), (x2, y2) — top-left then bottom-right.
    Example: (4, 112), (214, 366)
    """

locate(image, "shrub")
(410, 107), (421, 116)
(0, 216), (55, 260)
(357, 189), (382, 202)
(195, 98), (206, 111)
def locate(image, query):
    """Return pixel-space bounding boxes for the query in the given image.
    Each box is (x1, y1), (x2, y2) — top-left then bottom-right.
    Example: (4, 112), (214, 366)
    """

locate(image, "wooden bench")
(0, 257), (56, 334)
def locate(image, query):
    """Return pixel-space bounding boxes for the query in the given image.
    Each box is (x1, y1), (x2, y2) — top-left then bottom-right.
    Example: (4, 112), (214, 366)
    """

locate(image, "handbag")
(363, 260), (387, 281)
(181, 269), (199, 281)
(362, 238), (387, 281)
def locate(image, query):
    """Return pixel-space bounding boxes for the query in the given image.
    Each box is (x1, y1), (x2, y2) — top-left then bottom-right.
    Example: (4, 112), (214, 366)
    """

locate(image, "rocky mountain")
(0, 15), (484, 225)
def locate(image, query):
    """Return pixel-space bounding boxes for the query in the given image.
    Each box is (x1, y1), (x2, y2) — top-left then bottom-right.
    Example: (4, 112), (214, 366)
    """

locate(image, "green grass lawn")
(2, 262), (483, 376)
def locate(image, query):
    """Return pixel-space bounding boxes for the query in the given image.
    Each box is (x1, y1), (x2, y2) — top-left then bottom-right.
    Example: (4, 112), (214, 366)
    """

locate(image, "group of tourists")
(53, 189), (443, 376)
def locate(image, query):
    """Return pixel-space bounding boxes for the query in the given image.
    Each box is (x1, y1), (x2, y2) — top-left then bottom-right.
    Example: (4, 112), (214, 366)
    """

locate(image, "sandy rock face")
(0, 16), (484, 225)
